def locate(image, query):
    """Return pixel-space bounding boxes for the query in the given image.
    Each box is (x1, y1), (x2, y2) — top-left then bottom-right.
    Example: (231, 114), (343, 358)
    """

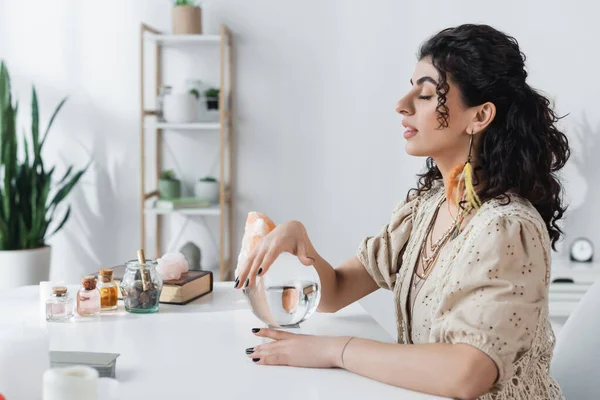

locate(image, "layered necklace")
(414, 197), (471, 287)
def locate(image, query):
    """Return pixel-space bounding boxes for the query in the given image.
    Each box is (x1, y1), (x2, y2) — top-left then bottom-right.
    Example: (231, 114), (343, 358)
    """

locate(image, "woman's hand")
(246, 328), (348, 368)
(235, 220), (316, 289)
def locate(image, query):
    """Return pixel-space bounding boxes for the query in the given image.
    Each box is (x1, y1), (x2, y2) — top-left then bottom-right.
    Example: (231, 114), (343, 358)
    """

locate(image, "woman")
(234, 24), (569, 400)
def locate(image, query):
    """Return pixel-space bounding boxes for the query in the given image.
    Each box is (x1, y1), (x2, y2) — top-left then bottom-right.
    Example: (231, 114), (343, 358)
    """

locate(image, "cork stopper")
(52, 286), (68, 296)
(99, 268), (113, 282)
(81, 275), (97, 290)
(99, 268), (113, 277)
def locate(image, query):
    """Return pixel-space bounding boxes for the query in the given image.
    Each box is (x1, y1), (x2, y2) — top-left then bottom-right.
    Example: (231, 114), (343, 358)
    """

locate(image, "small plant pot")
(163, 93), (198, 123)
(172, 6), (202, 35)
(0, 246), (51, 290)
(159, 179), (181, 199)
(194, 181), (219, 203)
(205, 97), (219, 111)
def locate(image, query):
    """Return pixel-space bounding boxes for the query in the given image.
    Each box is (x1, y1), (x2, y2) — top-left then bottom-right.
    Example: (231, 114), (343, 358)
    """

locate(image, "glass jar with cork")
(76, 275), (101, 317)
(119, 250), (163, 313)
(97, 268), (119, 311)
(45, 286), (75, 322)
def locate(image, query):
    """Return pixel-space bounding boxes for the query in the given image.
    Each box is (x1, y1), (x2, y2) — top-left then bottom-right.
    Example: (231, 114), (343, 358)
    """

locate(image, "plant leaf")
(31, 87), (39, 158)
(46, 206), (70, 239)
(40, 97), (67, 151)
(48, 163), (89, 209)
(0, 62), (86, 249)
(58, 165), (73, 185)
(18, 214), (28, 249)
(22, 128), (29, 167)
(0, 195), (7, 250)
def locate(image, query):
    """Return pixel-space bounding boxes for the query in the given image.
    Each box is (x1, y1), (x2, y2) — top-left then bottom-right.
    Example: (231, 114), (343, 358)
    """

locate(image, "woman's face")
(396, 58), (474, 160)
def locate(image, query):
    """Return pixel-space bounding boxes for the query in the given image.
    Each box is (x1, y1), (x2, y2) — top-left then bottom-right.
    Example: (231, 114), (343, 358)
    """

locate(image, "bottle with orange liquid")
(98, 269), (119, 310)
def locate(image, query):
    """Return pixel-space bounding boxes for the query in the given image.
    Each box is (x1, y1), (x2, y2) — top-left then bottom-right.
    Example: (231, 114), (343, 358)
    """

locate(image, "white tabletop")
(0, 283), (445, 400)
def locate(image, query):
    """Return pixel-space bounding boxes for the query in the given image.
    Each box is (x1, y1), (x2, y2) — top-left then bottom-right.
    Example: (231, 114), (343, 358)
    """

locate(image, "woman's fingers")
(257, 249), (280, 277)
(235, 247), (258, 289)
(244, 241), (286, 288)
(250, 354), (287, 366)
(246, 339), (288, 366)
(234, 258), (248, 288)
(295, 241), (315, 266)
(245, 246), (268, 288)
(253, 327), (297, 340)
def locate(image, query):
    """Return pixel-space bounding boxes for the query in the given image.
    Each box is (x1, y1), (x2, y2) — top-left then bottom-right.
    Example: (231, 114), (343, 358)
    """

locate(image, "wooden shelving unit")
(140, 23), (234, 281)
(154, 122), (221, 130)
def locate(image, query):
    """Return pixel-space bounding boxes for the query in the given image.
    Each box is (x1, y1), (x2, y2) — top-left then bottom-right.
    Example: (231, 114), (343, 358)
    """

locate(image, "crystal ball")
(243, 252), (321, 328)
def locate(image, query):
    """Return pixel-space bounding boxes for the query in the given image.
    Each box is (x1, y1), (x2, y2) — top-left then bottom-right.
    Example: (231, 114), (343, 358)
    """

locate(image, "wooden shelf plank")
(153, 122), (221, 130)
(145, 205), (221, 216)
(145, 33), (220, 43)
(145, 33), (221, 44)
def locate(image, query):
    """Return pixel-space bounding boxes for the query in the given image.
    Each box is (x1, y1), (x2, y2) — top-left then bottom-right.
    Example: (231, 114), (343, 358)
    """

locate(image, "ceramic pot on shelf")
(172, 5), (202, 35)
(194, 178), (219, 203)
(162, 92), (198, 123)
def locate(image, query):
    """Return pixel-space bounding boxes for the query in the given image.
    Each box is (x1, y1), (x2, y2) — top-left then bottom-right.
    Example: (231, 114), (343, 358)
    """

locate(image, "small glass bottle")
(98, 268), (118, 311)
(45, 286), (74, 322)
(76, 275), (101, 317)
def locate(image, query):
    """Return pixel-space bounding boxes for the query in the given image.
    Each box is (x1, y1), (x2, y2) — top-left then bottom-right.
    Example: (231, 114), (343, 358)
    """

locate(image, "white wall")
(1, 0), (597, 338)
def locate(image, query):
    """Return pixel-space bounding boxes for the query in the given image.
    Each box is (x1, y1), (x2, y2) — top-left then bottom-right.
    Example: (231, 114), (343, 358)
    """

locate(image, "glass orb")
(243, 252), (321, 328)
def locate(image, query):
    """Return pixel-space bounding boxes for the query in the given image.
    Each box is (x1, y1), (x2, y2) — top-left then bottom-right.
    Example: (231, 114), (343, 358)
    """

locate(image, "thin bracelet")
(340, 337), (355, 369)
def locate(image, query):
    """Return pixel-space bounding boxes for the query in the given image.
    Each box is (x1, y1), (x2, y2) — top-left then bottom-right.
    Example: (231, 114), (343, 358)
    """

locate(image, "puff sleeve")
(431, 215), (550, 388)
(356, 195), (418, 290)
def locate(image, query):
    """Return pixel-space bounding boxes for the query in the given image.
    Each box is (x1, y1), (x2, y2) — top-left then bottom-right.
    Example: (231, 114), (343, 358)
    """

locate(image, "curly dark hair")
(407, 24), (570, 250)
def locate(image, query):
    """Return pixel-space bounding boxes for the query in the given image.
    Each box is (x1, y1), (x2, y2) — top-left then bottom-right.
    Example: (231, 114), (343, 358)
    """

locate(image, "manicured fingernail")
(245, 347), (254, 354)
(252, 358), (260, 363)
(257, 268), (263, 275)
(244, 278), (249, 288)
(234, 277), (239, 288)
(252, 328), (260, 333)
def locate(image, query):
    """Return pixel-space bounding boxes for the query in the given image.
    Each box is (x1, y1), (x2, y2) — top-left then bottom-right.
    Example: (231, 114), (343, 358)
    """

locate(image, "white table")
(0, 283), (445, 400)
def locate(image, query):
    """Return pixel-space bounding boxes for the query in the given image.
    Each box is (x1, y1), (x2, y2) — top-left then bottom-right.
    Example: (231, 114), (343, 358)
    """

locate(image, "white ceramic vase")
(162, 93), (198, 123)
(194, 181), (219, 203)
(0, 246), (51, 291)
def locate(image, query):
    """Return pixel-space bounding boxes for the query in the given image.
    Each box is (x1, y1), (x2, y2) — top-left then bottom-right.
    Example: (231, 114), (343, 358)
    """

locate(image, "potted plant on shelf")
(162, 88), (198, 123)
(0, 61), (89, 290)
(204, 88), (220, 111)
(194, 176), (219, 203)
(159, 169), (181, 199)
(172, 0), (202, 35)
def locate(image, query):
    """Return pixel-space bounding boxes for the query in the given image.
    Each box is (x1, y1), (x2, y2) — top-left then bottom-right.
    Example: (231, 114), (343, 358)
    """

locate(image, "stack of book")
(50, 351), (120, 378)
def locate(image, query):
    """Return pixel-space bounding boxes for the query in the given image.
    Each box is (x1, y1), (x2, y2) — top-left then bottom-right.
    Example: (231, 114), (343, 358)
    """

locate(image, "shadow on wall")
(55, 101), (137, 281)
(561, 112), (600, 255)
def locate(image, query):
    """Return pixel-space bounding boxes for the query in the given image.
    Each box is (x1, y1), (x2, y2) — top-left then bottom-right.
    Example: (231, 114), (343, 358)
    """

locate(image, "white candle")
(0, 326), (49, 400)
(43, 366), (99, 400)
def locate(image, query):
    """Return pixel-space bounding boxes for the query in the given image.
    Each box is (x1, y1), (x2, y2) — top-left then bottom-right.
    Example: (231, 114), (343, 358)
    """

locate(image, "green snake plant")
(0, 61), (88, 250)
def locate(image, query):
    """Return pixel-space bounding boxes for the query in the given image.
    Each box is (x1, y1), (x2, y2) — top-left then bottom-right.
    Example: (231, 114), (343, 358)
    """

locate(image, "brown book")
(97, 266), (213, 305)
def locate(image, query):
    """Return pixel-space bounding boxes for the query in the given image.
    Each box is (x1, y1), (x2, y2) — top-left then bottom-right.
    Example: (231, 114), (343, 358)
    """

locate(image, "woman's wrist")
(330, 336), (354, 369)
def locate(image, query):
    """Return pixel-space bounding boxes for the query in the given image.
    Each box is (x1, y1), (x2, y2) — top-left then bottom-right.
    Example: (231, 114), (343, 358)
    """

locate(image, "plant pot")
(0, 246), (51, 291)
(172, 6), (202, 35)
(163, 93), (198, 123)
(159, 179), (181, 199)
(205, 97), (219, 111)
(194, 181), (219, 203)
